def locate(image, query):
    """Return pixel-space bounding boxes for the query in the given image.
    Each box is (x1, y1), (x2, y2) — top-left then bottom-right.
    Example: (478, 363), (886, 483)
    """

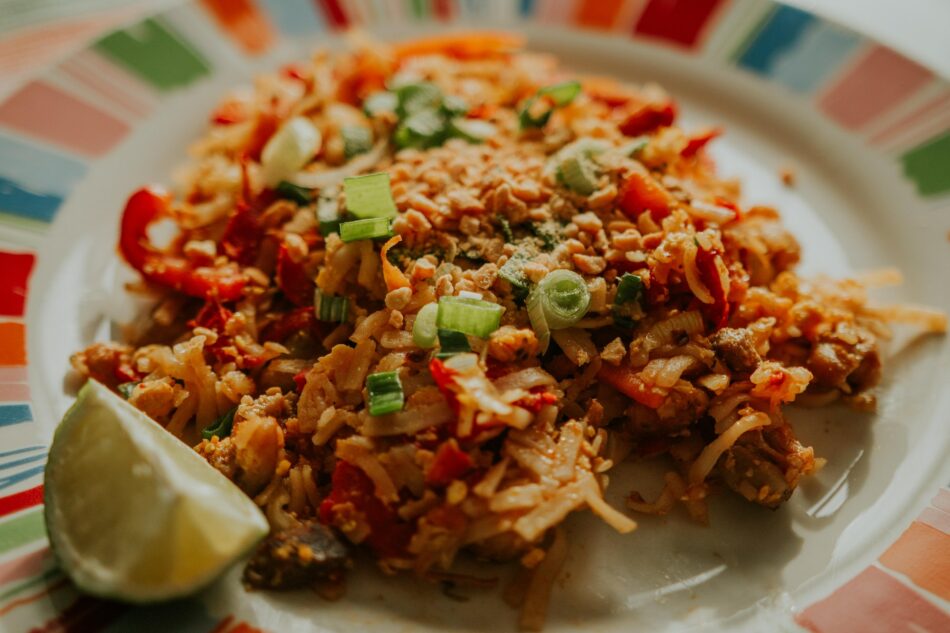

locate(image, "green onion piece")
(314, 289), (349, 322)
(316, 194), (342, 236)
(557, 153), (599, 195)
(449, 118), (496, 144)
(396, 82), (443, 118)
(498, 253), (530, 301)
(344, 172), (397, 219)
(535, 269), (590, 330)
(276, 180), (313, 205)
(518, 97), (553, 129)
(394, 109), (447, 149)
(340, 216), (392, 243)
(117, 381), (138, 400)
(367, 371), (405, 416)
(497, 216), (514, 243)
(538, 80), (582, 106)
(363, 91), (398, 117)
(436, 329), (471, 358)
(202, 407), (237, 440)
(441, 94), (470, 116)
(412, 303), (439, 348)
(613, 273), (644, 328)
(342, 125), (373, 159)
(436, 295), (504, 338)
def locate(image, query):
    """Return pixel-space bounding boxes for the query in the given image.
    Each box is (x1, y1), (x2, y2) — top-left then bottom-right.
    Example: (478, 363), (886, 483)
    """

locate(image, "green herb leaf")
(202, 407), (237, 440)
(276, 181), (313, 205)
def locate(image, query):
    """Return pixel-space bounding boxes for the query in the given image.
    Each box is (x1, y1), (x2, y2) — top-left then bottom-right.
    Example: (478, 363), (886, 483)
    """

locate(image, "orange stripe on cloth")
(0, 323), (26, 366)
(878, 521), (950, 601)
(574, 0), (628, 29)
(795, 565), (950, 633)
(200, 0), (276, 55)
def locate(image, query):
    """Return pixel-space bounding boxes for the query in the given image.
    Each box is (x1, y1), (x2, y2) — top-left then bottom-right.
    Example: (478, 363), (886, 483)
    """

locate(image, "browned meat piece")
(710, 328), (761, 373)
(716, 423), (816, 509)
(625, 383), (709, 437)
(69, 342), (135, 389)
(194, 436), (238, 480)
(806, 336), (880, 393)
(244, 520), (349, 590)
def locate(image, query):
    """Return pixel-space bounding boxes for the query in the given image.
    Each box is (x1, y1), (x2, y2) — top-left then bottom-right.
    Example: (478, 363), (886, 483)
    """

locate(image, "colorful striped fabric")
(0, 1), (946, 630)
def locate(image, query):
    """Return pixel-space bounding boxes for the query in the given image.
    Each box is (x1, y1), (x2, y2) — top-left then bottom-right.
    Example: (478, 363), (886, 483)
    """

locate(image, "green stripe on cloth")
(410, 0), (427, 19)
(94, 18), (210, 91)
(901, 131), (950, 196)
(0, 210), (47, 234)
(0, 508), (45, 556)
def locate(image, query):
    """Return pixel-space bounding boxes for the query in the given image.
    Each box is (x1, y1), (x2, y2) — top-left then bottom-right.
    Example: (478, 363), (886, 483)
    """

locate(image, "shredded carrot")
(381, 235), (411, 291)
(393, 32), (524, 61)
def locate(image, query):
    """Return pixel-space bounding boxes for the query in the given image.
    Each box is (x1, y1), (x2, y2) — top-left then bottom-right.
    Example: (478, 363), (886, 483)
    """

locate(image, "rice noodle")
(360, 401), (453, 436)
(688, 411), (770, 485)
(493, 367), (556, 392)
(683, 240), (714, 304)
(866, 304), (948, 332)
(289, 139), (388, 188)
(336, 438), (399, 502)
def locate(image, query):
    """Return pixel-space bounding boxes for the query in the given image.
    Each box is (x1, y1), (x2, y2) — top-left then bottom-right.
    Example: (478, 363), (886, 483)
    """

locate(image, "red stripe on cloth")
(315, 0), (349, 28)
(0, 545), (50, 585)
(879, 521), (950, 601)
(869, 91), (950, 145)
(633, 0), (725, 48)
(574, 0), (627, 29)
(0, 81), (128, 157)
(433, 0), (453, 21)
(0, 383), (29, 402)
(818, 46), (933, 131)
(200, 0), (276, 54)
(0, 485), (43, 518)
(795, 566), (950, 633)
(0, 252), (34, 317)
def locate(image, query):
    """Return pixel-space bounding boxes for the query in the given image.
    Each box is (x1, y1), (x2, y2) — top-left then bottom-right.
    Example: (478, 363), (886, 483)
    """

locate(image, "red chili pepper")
(281, 63), (312, 87)
(319, 461), (412, 558)
(429, 358), (461, 415)
(210, 99), (248, 125)
(618, 172), (673, 222)
(189, 300), (233, 332)
(681, 127), (722, 158)
(293, 369), (308, 393)
(426, 439), (474, 486)
(246, 107), (280, 161)
(119, 188), (247, 301)
(619, 100), (677, 137)
(220, 205), (262, 265)
(515, 390), (558, 413)
(114, 363), (139, 384)
(276, 244), (315, 306)
(260, 306), (319, 344)
(696, 247), (730, 328)
(597, 364), (667, 409)
(714, 196), (742, 221)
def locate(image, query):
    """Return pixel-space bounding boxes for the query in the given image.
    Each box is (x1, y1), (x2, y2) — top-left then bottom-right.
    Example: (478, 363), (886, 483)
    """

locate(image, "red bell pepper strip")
(319, 461), (412, 558)
(681, 127), (722, 158)
(597, 364), (667, 409)
(618, 172), (674, 222)
(619, 100), (677, 137)
(210, 99), (248, 126)
(426, 439), (474, 486)
(695, 247), (730, 328)
(429, 358), (461, 415)
(119, 188), (247, 301)
(260, 306), (319, 344)
(276, 244), (315, 306)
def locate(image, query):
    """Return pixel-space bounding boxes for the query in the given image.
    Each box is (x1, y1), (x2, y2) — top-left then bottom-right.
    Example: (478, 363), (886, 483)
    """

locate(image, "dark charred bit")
(243, 520), (350, 590)
(709, 328), (761, 373)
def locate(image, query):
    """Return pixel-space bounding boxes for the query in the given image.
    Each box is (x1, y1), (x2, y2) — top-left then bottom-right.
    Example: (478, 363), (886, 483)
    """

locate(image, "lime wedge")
(44, 380), (269, 602)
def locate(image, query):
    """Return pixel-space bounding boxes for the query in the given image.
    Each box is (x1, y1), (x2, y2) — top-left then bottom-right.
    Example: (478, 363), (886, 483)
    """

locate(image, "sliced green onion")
(613, 273), (644, 328)
(518, 97), (553, 129)
(117, 382), (138, 400)
(363, 91), (398, 117)
(412, 303), (439, 348)
(449, 118), (496, 144)
(316, 194), (342, 236)
(344, 172), (397, 219)
(314, 289), (348, 322)
(498, 253), (530, 301)
(394, 109), (447, 149)
(276, 180), (313, 205)
(396, 82), (443, 118)
(436, 329), (471, 358)
(367, 371), (404, 416)
(340, 216), (392, 243)
(557, 153), (599, 195)
(538, 80), (581, 106)
(261, 116), (321, 185)
(202, 407), (237, 440)
(436, 295), (504, 338)
(526, 289), (550, 353)
(342, 125), (373, 159)
(441, 94), (469, 116)
(534, 269), (590, 329)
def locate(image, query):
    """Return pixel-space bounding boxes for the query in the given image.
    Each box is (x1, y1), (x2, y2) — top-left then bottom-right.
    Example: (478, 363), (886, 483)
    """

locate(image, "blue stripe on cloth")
(519, 0), (536, 17)
(0, 446), (44, 460)
(0, 453), (46, 473)
(0, 404), (32, 427)
(0, 465), (44, 491)
(737, 5), (814, 75)
(0, 133), (85, 224)
(760, 18), (860, 92)
(259, 0), (325, 36)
